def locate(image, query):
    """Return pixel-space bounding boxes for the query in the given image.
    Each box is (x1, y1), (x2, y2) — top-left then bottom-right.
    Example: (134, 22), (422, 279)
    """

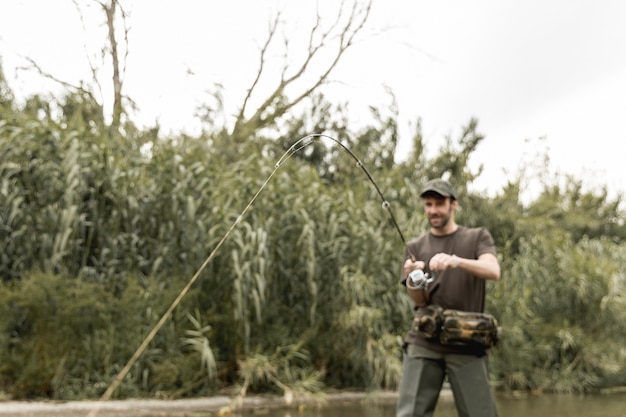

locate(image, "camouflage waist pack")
(413, 306), (500, 348)
(439, 309), (500, 348)
(412, 305), (445, 339)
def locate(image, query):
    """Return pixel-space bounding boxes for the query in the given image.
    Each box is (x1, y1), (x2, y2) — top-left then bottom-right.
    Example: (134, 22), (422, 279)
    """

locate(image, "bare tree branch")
(283, 1), (370, 115)
(231, 0), (372, 141)
(235, 12), (281, 130)
(72, 0), (105, 103)
(18, 0), (129, 138)
(19, 57), (98, 104)
(98, 0), (129, 134)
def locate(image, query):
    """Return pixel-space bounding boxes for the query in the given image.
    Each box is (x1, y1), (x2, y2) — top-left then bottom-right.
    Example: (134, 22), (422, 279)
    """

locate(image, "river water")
(231, 392), (626, 417)
(3, 391), (623, 416)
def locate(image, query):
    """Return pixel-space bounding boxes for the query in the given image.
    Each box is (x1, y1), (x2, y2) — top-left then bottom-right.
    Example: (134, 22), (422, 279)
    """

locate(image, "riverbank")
(0, 390), (406, 417)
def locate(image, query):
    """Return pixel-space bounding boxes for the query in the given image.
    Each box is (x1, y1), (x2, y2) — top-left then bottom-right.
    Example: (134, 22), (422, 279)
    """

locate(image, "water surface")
(230, 392), (626, 417)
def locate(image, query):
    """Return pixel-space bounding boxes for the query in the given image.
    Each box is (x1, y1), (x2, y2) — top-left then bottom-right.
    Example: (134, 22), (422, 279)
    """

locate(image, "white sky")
(1, 0), (625, 201)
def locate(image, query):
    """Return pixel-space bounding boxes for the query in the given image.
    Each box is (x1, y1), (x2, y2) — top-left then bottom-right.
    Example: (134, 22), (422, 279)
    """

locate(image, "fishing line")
(87, 133), (413, 417)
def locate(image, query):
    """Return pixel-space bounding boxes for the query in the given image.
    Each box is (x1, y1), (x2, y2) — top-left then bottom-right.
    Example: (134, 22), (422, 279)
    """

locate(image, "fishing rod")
(295, 136), (429, 286)
(87, 133), (415, 417)
(276, 133), (414, 255)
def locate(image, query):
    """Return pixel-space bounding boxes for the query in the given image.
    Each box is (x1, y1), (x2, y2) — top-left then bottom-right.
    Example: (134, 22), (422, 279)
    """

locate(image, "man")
(396, 178), (501, 417)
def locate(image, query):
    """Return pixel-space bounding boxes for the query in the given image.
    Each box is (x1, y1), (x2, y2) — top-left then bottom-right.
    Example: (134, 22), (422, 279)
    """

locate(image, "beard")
(428, 207), (452, 229)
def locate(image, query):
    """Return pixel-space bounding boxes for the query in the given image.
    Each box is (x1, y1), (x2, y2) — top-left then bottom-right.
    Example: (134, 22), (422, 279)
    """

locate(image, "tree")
(203, 1), (373, 144)
(16, 0), (130, 139)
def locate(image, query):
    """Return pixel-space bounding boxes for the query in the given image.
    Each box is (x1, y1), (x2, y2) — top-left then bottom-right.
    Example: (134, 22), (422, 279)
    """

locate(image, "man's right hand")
(403, 258), (426, 279)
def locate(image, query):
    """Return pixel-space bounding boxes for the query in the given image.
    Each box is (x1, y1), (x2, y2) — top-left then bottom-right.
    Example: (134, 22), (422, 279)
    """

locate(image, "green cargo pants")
(396, 344), (498, 417)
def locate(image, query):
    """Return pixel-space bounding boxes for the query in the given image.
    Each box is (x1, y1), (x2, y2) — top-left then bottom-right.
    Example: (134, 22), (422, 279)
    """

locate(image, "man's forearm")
(455, 253), (501, 281)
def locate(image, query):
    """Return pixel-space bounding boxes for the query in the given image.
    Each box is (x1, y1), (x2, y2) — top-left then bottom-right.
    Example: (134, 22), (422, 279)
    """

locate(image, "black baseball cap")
(420, 179), (457, 200)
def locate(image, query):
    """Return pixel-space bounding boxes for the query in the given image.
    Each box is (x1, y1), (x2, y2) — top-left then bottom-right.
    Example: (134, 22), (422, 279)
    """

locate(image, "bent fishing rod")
(87, 133), (415, 416)
(275, 133), (415, 257)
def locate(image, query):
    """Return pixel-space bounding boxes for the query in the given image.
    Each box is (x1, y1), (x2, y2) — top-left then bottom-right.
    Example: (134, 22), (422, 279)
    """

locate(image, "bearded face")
(423, 196), (457, 230)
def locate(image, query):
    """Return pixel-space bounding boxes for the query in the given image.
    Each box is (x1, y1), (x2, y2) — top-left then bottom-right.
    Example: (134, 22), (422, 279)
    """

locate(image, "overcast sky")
(1, 0), (625, 201)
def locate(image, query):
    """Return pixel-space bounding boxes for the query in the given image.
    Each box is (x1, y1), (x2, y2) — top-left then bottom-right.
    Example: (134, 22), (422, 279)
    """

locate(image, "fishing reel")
(408, 269), (434, 290)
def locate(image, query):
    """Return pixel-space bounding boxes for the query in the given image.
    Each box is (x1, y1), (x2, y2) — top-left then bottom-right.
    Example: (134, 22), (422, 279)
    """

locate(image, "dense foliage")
(1, 65), (625, 402)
